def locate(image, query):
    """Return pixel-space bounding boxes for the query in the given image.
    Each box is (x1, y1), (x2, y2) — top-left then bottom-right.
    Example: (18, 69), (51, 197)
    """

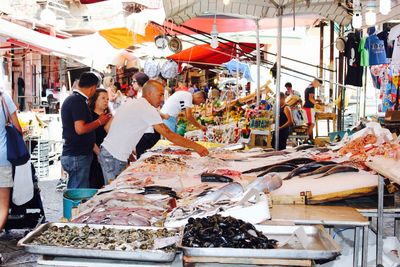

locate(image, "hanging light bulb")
(365, 10), (376, 25)
(210, 15), (219, 49)
(352, 11), (362, 29)
(223, 0), (230, 5)
(380, 0), (391, 15)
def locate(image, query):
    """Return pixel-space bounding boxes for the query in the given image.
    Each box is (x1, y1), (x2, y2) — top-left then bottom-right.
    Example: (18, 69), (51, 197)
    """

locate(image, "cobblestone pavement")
(1, 162), (63, 267)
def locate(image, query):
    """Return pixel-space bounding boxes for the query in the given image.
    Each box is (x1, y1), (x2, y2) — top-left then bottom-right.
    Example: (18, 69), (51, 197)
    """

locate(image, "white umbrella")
(162, 0), (352, 149)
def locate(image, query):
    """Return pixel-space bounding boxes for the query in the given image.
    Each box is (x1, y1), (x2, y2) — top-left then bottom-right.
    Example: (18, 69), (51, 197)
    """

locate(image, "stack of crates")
(31, 139), (49, 179)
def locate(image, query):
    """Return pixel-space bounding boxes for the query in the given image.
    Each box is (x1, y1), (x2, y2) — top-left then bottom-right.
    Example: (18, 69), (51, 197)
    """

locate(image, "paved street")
(1, 162), (63, 267)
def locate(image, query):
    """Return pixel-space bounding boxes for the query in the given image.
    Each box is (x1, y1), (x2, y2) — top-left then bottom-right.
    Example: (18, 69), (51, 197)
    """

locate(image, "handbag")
(1, 93), (30, 166)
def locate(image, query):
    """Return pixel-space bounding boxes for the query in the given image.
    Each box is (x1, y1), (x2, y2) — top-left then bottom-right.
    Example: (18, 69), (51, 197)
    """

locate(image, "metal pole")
(256, 19), (261, 106)
(377, 174), (384, 266)
(274, 8), (283, 150)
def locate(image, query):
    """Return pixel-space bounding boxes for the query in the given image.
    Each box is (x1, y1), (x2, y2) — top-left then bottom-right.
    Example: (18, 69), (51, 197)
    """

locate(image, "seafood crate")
(18, 223), (179, 262)
(179, 225), (340, 260)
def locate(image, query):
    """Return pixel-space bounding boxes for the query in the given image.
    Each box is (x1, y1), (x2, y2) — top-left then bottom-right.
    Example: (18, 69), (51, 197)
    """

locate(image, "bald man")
(99, 80), (209, 183)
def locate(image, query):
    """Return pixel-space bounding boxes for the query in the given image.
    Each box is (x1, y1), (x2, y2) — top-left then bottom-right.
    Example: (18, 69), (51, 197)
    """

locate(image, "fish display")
(201, 173), (234, 183)
(298, 164), (337, 177)
(246, 173), (283, 193)
(295, 144), (315, 151)
(282, 161), (337, 180)
(249, 151), (289, 158)
(242, 158), (316, 174)
(30, 225), (178, 252)
(257, 164), (297, 177)
(182, 215), (277, 249)
(314, 165), (359, 179)
(195, 182), (244, 204)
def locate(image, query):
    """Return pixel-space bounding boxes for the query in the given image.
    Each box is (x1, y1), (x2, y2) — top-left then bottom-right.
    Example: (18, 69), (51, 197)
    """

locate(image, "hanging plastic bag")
(12, 160), (34, 206)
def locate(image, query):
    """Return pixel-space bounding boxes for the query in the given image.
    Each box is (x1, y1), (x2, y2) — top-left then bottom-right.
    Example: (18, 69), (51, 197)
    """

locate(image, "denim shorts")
(61, 154), (93, 189)
(0, 165), (13, 188)
(98, 147), (127, 185)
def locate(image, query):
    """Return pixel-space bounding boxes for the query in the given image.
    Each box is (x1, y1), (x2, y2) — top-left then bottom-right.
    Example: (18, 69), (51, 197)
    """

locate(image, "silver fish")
(314, 165), (359, 179)
(298, 164), (337, 177)
(195, 182), (244, 204)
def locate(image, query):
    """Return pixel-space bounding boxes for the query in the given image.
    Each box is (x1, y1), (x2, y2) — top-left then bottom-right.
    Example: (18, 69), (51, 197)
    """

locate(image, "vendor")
(303, 78), (322, 143)
(160, 90), (207, 133)
(272, 93), (293, 150)
(284, 82), (301, 97)
(99, 80), (209, 184)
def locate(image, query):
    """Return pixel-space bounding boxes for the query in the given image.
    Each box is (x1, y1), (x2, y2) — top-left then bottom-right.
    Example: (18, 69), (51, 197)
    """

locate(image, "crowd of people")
(60, 72), (209, 190)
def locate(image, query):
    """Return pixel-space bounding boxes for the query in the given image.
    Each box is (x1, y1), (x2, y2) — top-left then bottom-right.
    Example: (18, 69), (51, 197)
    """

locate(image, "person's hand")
(194, 144), (209, 157)
(98, 113), (112, 126)
(200, 125), (207, 132)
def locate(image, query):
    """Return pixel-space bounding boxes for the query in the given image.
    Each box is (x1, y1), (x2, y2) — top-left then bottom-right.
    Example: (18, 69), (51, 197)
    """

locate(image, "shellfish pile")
(182, 215), (277, 249)
(30, 225), (178, 252)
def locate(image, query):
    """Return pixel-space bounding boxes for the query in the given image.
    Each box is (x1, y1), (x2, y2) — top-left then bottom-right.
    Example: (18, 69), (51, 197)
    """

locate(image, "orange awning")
(99, 25), (161, 49)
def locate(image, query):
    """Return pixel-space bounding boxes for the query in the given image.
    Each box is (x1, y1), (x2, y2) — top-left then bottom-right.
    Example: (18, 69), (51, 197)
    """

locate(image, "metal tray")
(18, 223), (178, 262)
(179, 225), (341, 260)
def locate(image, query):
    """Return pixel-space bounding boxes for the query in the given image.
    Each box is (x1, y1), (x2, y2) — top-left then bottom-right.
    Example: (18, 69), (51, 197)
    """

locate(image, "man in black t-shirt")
(61, 72), (111, 189)
(303, 78), (322, 142)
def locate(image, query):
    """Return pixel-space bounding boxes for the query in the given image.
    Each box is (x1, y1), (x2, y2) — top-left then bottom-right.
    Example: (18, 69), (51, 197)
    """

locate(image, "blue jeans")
(61, 154), (93, 189)
(98, 146), (127, 185)
(163, 116), (177, 133)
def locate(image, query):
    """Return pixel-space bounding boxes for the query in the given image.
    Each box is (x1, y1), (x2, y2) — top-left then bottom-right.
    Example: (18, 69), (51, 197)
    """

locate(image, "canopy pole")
(256, 19), (261, 106)
(274, 7), (283, 150)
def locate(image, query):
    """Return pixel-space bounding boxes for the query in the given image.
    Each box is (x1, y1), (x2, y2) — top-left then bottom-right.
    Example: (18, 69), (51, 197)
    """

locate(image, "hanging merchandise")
(168, 36), (182, 53)
(335, 37), (346, 52)
(144, 58), (160, 78)
(377, 26), (394, 59)
(359, 36), (369, 67)
(345, 32), (363, 87)
(388, 24), (400, 64)
(154, 35), (169, 49)
(223, 59), (253, 81)
(365, 27), (387, 66)
(160, 60), (178, 79)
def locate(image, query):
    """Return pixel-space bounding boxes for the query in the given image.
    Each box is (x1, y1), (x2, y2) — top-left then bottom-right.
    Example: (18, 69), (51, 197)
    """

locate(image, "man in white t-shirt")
(99, 80), (209, 183)
(160, 90), (206, 133)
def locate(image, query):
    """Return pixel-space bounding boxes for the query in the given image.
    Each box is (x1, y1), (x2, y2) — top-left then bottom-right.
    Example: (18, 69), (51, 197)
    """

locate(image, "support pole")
(329, 21), (334, 101)
(256, 19), (261, 106)
(274, 8), (283, 150)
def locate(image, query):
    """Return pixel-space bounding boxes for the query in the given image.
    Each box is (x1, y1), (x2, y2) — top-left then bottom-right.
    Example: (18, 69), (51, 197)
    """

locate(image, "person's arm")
(10, 111), (22, 134)
(185, 107), (207, 131)
(309, 93), (317, 105)
(153, 123), (209, 157)
(160, 112), (170, 120)
(280, 106), (293, 130)
(104, 117), (113, 133)
(93, 144), (100, 155)
(74, 113), (111, 135)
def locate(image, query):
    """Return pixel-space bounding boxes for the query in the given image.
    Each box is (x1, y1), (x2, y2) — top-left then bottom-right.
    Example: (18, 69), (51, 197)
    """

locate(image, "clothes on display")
(365, 33), (387, 66)
(223, 59), (253, 81)
(345, 32), (363, 87)
(388, 24), (400, 64)
(359, 36), (369, 67)
(377, 28), (394, 59)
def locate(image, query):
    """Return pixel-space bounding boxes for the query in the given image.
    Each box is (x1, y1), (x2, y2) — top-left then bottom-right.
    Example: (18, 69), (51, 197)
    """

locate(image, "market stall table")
(267, 205), (369, 267)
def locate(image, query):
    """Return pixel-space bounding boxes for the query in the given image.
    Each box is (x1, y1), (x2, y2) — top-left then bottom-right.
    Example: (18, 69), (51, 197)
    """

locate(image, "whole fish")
(250, 151), (289, 158)
(201, 173), (234, 183)
(298, 164), (337, 177)
(195, 182), (244, 204)
(257, 164), (297, 177)
(243, 158), (315, 174)
(295, 144), (315, 151)
(314, 165), (359, 179)
(282, 161), (337, 180)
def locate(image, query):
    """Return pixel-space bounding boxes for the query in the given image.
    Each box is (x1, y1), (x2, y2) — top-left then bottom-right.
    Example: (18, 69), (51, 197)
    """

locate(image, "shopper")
(0, 92), (22, 250)
(88, 89), (110, 189)
(99, 80), (209, 183)
(132, 72), (149, 98)
(61, 72), (111, 189)
(284, 82), (301, 97)
(272, 93), (293, 150)
(160, 90), (207, 133)
(303, 78), (322, 143)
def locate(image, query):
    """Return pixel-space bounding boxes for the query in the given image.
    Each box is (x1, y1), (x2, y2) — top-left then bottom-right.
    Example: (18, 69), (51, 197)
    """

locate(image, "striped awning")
(163, 0), (352, 26)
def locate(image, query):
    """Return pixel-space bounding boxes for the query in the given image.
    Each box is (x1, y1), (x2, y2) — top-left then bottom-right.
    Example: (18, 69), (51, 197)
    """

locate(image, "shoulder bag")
(1, 93), (30, 166)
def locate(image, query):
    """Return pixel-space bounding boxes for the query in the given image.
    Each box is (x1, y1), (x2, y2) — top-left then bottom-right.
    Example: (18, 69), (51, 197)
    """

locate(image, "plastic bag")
(12, 160), (34, 206)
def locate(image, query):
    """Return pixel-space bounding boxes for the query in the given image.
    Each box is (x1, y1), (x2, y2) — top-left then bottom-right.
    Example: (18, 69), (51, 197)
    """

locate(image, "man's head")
(78, 72), (100, 98)
(192, 91), (206, 105)
(142, 80), (164, 108)
(312, 78), (323, 88)
(284, 82), (292, 90)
